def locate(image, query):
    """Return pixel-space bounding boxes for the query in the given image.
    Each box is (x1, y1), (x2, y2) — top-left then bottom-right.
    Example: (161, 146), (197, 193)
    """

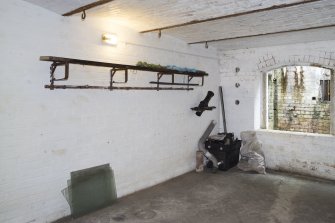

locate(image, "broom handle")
(219, 86), (227, 134)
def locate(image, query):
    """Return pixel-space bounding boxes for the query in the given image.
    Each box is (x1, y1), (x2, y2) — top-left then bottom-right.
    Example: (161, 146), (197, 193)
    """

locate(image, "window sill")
(256, 129), (334, 138)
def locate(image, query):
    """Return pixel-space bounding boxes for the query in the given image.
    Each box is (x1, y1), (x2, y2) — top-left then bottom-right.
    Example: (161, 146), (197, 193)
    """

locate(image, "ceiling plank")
(188, 24), (335, 45)
(62, 0), (114, 16)
(140, 0), (322, 33)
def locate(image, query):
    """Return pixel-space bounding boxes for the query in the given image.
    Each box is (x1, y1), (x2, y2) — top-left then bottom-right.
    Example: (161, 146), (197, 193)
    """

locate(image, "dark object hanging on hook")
(158, 30), (162, 38)
(81, 10), (86, 20)
(205, 42), (208, 49)
(191, 91), (215, 116)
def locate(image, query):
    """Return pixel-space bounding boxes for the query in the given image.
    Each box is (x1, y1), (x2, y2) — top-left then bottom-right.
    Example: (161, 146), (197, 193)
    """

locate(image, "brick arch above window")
(257, 52), (335, 73)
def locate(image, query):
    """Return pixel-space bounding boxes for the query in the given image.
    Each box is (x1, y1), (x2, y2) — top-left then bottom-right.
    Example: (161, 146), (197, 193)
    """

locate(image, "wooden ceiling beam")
(62, 0), (114, 16)
(188, 24), (335, 45)
(140, 0), (323, 33)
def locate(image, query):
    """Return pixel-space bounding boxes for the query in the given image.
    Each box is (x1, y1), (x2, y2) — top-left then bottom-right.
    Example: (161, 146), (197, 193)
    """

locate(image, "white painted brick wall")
(218, 40), (335, 181)
(0, 1), (220, 222)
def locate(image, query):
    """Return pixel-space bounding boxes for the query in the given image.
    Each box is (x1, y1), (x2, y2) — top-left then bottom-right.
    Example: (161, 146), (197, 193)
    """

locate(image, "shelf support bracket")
(49, 61), (69, 90)
(156, 72), (165, 91)
(188, 75), (194, 90)
(110, 68), (129, 90)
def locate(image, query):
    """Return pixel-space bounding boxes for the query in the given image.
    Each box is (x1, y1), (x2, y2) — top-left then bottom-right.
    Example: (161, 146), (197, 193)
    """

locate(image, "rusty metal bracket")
(149, 82), (199, 86)
(45, 85), (194, 90)
(112, 68), (128, 83)
(49, 61), (69, 90)
(187, 75), (194, 89)
(156, 72), (165, 91)
(110, 68), (128, 90)
(150, 73), (204, 87)
(110, 69), (115, 90)
(41, 56), (208, 91)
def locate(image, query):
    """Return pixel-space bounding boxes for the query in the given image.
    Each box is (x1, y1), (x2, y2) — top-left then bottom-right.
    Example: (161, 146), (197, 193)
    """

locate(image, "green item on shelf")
(136, 61), (164, 69)
(136, 61), (208, 75)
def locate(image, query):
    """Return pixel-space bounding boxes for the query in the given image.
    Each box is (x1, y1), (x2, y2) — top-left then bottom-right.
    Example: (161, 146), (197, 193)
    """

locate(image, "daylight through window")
(267, 66), (332, 134)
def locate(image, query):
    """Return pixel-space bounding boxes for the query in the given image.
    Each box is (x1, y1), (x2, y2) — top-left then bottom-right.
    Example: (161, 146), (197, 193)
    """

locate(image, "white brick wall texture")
(23, 0), (307, 30)
(23, 0), (97, 15)
(0, 1), (220, 222)
(211, 27), (335, 51)
(219, 40), (335, 181)
(166, 0), (335, 43)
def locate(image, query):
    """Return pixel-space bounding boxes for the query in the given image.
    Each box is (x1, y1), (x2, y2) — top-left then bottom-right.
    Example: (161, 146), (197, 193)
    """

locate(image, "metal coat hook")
(81, 10), (86, 20)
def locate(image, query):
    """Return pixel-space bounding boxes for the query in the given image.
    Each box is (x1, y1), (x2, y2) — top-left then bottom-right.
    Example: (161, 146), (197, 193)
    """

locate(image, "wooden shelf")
(40, 56), (208, 91)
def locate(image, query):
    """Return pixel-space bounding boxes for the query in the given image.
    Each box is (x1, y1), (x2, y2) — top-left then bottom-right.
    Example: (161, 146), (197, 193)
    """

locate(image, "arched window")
(266, 66), (332, 134)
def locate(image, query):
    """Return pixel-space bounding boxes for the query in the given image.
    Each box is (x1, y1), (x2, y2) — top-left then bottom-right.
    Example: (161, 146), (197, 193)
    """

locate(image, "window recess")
(265, 66), (332, 134)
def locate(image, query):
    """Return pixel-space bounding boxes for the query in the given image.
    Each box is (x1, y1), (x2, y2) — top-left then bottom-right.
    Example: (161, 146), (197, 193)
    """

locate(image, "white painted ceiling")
(23, 0), (335, 50)
(24, 0), (98, 15)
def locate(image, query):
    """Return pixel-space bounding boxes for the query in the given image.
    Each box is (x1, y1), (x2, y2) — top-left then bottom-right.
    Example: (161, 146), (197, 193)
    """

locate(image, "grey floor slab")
(56, 168), (335, 223)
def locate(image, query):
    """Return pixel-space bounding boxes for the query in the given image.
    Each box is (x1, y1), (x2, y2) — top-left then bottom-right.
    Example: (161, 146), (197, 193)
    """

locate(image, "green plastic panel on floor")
(62, 164), (117, 218)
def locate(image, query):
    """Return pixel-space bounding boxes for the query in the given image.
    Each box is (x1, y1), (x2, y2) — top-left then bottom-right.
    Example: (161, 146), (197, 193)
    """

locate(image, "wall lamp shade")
(102, 33), (118, 45)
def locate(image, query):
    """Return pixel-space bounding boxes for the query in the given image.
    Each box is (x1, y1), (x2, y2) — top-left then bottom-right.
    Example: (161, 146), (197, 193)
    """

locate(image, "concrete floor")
(57, 168), (335, 223)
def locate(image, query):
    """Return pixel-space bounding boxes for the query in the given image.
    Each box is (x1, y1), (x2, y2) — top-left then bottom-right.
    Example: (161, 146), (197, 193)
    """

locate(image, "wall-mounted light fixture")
(102, 33), (118, 46)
